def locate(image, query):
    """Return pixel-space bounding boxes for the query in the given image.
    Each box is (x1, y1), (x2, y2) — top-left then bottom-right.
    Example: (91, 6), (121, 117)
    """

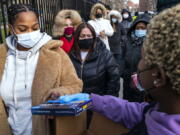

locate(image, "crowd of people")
(0, 1), (179, 135)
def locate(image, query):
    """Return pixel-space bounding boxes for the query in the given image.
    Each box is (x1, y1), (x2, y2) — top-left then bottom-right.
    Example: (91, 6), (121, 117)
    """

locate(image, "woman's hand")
(100, 30), (106, 38)
(50, 92), (60, 100)
(43, 90), (61, 102)
(46, 92), (60, 120)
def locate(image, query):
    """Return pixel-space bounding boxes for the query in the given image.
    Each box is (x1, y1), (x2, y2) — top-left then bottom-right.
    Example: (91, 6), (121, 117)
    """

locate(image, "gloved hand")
(48, 93), (90, 104)
(59, 93), (90, 103)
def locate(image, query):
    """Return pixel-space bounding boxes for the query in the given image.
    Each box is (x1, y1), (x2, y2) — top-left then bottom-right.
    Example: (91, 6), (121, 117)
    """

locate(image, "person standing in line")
(88, 3), (114, 50)
(121, 14), (151, 102)
(0, 4), (82, 135)
(108, 10), (125, 75)
(69, 22), (120, 128)
(121, 9), (132, 35)
(89, 5), (180, 135)
(70, 22), (120, 97)
(52, 10), (82, 53)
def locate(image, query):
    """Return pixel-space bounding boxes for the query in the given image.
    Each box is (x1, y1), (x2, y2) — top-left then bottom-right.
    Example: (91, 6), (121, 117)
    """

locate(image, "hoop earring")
(153, 80), (158, 85)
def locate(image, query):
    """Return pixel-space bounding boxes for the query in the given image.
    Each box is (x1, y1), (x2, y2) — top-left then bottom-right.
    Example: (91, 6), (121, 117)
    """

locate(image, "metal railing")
(0, 0), (98, 43)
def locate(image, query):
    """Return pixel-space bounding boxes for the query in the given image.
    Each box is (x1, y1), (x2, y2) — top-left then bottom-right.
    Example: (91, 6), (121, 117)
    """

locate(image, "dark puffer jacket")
(121, 9), (132, 35)
(108, 23), (125, 54)
(69, 39), (120, 97)
(121, 15), (151, 102)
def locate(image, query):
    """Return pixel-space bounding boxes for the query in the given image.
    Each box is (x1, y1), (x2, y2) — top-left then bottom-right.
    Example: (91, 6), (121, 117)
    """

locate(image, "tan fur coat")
(0, 40), (83, 135)
(90, 3), (107, 20)
(52, 10), (82, 38)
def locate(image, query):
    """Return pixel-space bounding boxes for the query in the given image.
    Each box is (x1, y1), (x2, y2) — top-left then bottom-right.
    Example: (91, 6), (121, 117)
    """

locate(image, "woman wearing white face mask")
(108, 10), (124, 75)
(121, 9), (132, 35)
(0, 4), (82, 135)
(121, 14), (151, 102)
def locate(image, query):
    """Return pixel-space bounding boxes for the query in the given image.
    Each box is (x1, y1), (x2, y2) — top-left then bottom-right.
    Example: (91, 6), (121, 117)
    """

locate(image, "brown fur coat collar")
(90, 3), (107, 20)
(52, 9), (82, 38)
(0, 40), (82, 135)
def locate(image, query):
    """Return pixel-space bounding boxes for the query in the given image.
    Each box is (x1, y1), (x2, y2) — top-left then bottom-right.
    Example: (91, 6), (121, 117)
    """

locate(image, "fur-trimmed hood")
(52, 9), (82, 38)
(108, 10), (122, 22)
(90, 3), (107, 20)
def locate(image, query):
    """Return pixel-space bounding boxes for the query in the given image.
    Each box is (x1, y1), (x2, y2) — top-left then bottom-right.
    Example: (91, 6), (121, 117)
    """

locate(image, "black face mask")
(78, 38), (94, 50)
(95, 13), (103, 18)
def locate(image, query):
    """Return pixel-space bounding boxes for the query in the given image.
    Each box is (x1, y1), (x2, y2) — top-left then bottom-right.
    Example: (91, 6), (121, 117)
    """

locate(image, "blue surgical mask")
(15, 30), (43, 48)
(111, 18), (118, 23)
(135, 29), (147, 37)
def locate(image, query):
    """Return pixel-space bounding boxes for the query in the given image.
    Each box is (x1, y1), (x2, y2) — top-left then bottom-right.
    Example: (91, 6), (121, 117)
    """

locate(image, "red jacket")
(60, 36), (75, 53)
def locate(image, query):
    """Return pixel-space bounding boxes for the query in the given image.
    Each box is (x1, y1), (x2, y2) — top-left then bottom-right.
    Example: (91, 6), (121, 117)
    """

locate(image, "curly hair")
(143, 4), (180, 93)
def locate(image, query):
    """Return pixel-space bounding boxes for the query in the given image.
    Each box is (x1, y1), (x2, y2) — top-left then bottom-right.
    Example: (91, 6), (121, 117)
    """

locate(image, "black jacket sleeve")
(105, 52), (120, 97)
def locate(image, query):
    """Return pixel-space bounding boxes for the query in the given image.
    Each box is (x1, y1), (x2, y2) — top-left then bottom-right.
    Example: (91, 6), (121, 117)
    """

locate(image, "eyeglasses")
(137, 67), (154, 74)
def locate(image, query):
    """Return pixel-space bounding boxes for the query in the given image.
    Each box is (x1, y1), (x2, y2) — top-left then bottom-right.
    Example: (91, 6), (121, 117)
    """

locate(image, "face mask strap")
(10, 25), (18, 41)
(132, 73), (155, 92)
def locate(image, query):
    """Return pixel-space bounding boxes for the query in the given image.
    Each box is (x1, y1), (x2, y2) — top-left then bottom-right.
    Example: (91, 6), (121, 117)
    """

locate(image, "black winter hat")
(128, 14), (151, 34)
(122, 9), (130, 14)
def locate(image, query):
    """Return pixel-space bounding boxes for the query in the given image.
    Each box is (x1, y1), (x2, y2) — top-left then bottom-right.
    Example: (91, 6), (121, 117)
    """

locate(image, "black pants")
(86, 110), (93, 129)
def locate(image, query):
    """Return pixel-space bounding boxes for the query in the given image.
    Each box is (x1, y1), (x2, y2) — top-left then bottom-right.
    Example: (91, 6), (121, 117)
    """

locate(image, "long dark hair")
(72, 22), (97, 57)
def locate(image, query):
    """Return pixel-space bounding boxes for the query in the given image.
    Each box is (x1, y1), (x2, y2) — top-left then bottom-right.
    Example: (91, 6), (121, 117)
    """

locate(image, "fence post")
(75, 0), (78, 10)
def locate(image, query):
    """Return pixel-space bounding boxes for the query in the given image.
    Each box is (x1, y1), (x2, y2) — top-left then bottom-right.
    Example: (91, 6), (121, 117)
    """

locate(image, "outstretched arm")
(90, 94), (148, 129)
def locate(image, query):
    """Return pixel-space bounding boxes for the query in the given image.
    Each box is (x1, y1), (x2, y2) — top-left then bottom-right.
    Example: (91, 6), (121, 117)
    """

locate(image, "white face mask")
(15, 30), (43, 48)
(123, 14), (129, 19)
(111, 18), (118, 23)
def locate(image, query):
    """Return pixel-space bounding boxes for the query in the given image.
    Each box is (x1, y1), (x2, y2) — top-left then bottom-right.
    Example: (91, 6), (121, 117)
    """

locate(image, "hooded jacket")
(69, 39), (120, 97)
(121, 15), (151, 102)
(122, 15), (151, 75)
(52, 10), (82, 53)
(108, 10), (125, 54)
(121, 9), (132, 35)
(52, 9), (82, 38)
(121, 9), (132, 22)
(91, 94), (180, 135)
(0, 33), (52, 135)
(90, 3), (107, 20)
(88, 3), (114, 50)
(108, 10), (122, 23)
(0, 38), (82, 135)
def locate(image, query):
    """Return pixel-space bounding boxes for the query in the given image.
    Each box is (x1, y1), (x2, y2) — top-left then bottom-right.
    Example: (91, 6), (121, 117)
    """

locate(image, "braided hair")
(8, 4), (38, 25)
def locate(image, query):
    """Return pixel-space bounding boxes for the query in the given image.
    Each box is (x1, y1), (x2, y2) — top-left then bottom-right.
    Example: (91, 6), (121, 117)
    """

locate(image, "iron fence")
(0, 0), (99, 43)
